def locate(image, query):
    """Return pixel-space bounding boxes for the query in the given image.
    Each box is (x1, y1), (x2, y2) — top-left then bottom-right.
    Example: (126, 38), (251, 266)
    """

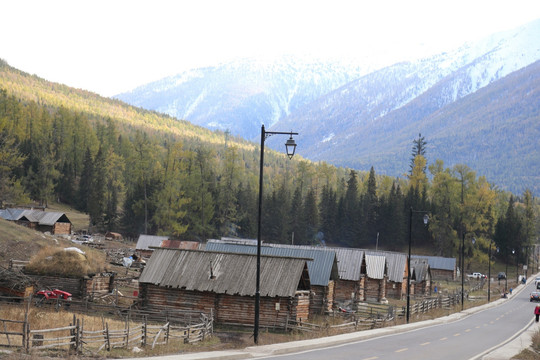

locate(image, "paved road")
(258, 282), (535, 360)
(126, 278), (538, 360)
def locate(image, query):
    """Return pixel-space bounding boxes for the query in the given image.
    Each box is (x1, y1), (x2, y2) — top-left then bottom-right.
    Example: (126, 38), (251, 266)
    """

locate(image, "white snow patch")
(322, 133), (335, 143)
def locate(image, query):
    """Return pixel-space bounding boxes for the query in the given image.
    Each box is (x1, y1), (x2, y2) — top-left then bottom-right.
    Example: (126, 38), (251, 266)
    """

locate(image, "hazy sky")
(2, 0), (540, 96)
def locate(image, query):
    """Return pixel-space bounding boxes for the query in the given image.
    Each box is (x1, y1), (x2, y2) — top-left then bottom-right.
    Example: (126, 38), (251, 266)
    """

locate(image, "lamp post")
(487, 240), (498, 303)
(407, 207), (429, 324)
(254, 125), (298, 345)
(460, 231), (478, 310)
(461, 231), (465, 310)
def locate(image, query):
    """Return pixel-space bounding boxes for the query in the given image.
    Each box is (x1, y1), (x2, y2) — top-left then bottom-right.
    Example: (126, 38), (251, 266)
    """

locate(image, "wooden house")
(136, 235), (200, 258)
(135, 235), (169, 257)
(366, 250), (407, 300)
(0, 208), (72, 235)
(412, 255), (456, 281)
(410, 258), (432, 296)
(364, 254), (387, 302)
(206, 240), (339, 315)
(138, 249), (311, 327)
(330, 248), (366, 308)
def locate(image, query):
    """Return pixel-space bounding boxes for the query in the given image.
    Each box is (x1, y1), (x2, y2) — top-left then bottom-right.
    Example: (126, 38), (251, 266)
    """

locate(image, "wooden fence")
(0, 311), (213, 354)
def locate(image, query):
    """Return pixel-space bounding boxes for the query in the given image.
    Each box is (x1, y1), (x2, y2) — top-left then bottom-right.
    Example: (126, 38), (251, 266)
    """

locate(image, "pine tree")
(363, 167), (379, 246)
(302, 188), (319, 244)
(77, 148), (93, 212)
(409, 133), (427, 175)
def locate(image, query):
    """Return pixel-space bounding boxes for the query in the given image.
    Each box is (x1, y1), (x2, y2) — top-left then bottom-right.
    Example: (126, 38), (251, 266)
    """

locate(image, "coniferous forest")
(0, 60), (538, 272)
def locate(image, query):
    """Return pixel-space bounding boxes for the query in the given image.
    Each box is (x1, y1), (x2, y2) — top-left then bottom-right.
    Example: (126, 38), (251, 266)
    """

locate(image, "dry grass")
(24, 245), (107, 278)
(512, 330), (540, 359)
(0, 305), (223, 358)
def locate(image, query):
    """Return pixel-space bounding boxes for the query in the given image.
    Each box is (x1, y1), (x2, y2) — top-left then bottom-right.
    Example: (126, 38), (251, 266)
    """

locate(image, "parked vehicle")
(534, 276), (540, 286)
(531, 291), (540, 302)
(34, 289), (72, 306)
(79, 235), (94, 243)
(467, 272), (486, 279)
(497, 272), (506, 280)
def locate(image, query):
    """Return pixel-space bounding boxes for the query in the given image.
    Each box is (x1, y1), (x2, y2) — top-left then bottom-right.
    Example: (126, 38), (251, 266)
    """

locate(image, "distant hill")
(116, 19), (540, 195)
(115, 57), (373, 140)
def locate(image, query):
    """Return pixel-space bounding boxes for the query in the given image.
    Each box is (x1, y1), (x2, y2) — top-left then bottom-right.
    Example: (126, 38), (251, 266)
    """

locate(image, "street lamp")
(254, 124), (298, 344)
(460, 231), (477, 310)
(407, 207), (429, 324)
(487, 240), (498, 303)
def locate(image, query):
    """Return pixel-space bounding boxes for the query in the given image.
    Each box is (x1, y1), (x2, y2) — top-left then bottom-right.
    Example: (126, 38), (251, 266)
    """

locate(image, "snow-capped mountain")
(116, 19), (540, 194)
(115, 56), (374, 140)
(268, 19), (540, 194)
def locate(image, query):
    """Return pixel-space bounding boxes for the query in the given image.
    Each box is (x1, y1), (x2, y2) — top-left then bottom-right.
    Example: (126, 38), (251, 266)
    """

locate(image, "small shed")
(412, 255), (456, 281)
(206, 240), (339, 315)
(0, 208), (72, 235)
(329, 248), (366, 308)
(410, 258), (432, 296)
(138, 249), (311, 327)
(364, 254), (387, 302)
(135, 235), (169, 257)
(105, 232), (123, 241)
(366, 250), (407, 300)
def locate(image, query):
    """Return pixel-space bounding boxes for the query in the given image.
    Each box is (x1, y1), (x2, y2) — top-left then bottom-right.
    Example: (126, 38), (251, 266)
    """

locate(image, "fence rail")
(0, 311), (213, 354)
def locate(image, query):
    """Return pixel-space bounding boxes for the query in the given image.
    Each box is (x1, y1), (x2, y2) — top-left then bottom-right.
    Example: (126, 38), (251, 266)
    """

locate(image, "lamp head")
(423, 214), (429, 225)
(285, 135), (297, 159)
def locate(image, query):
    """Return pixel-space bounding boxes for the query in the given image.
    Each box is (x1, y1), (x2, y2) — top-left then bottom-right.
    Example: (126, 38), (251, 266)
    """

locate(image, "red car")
(34, 289), (72, 306)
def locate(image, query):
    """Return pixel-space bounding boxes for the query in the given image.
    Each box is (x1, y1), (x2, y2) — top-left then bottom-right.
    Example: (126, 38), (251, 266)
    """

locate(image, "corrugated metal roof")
(365, 254), (386, 279)
(365, 250), (407, 283)
(411, 255), (456, 271)
(410, 258), (430, 281)
(139, 248), (308, 297)
(205, 241), (338, 286)
(33, 211), (68, 226)
(331, 248), (365, 281)
(0, 208), (69, 225)
(136, 235), (169, 251)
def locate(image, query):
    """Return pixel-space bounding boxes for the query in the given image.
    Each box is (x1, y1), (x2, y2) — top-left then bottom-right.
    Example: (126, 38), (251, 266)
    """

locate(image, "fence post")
(142, 316), (147, 348)
(105, 323), (110, 352)
(126, 313), (130, 349)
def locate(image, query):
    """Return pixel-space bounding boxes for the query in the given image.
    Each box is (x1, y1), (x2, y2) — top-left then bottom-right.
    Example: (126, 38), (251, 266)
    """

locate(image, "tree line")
(0, 89), (538, 267)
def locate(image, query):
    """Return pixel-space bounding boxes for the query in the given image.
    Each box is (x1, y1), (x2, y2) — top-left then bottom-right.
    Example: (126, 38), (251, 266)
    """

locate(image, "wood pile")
(0, 266), (35, 298)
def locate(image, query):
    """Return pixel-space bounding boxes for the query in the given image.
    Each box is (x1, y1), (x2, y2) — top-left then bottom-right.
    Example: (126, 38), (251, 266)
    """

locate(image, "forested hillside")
(0, 60), (537, 266)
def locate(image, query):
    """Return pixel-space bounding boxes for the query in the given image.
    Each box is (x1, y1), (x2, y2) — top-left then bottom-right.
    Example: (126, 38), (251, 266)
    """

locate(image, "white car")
(78, 235), (94, 243)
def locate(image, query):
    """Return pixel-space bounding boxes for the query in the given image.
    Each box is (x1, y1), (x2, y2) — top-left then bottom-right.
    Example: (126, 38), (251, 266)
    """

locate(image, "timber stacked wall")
(385, 279), (405, 299)
(140, 284), (310, 327)
(431, 269), (455, 281)
(309, 282), (334, 315)
(334, 278), (364, 305)
(364, 277), (386, 302)
(53, 222), (71, 235)
(26, 274), (114, 298)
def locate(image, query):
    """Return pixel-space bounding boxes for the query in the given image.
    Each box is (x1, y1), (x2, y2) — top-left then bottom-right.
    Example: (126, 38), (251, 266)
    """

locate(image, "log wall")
(139, 284), (310, 327)
(364, 277), (386, 302)
(53, 222), (71, 235)
(385, 278), (406, 299)
(431, 269), (455, 281)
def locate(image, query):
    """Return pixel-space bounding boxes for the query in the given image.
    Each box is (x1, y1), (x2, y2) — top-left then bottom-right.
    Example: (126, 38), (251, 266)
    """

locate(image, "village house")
(138, 248), (311, 328)
(412, 255), (456, 281)
(410, 258), (432, 296)
(0, 208), (72, 235)
(331, 248), (366, 308)
(363, 253), (387, 302)
(366, 250), (408, 300)
(205, 240), (339, 315)
(135, 235), (199, 258)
